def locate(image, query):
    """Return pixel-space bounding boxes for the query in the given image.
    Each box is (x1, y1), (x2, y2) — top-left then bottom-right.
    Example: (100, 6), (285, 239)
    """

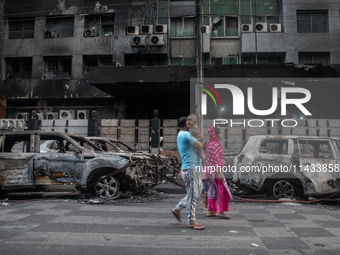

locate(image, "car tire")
(271, 179), (296, 200)
(94, 175), (121, 200)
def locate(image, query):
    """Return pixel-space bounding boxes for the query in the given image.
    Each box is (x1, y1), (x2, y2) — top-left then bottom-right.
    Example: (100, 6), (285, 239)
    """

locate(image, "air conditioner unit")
(131, 35), (146, 46)
(154, 24), (167, 34)
(150, 35), (164, 46)
(140, 25), (153, 34)
(201, 25), (210, 34)
(16, 112), (29, 119)
(77, 110), (89, 120)
(0, 119), (8, 129)
(59, 110), (75, 120)
(270, 23), (282, 33)
(44, 30), (57, 38)
(84, 27), (97, 37)
(126, 26), (139, 35)
(35, 113), (44, 120)
(255, 22), (267, 32)
(241, 24), (253, 33)
(46, 112), (59, 119)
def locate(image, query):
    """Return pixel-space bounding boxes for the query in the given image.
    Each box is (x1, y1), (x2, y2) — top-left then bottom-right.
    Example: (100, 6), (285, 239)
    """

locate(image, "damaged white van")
(230, 135), (340, 199)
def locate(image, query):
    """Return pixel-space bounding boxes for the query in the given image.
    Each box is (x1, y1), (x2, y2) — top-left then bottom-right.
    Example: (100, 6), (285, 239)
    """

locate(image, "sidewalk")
(0, 193), (340, 254)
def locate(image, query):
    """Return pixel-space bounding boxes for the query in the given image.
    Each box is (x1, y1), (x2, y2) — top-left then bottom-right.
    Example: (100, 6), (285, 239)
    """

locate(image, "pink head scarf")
(205, 126), (224, 171)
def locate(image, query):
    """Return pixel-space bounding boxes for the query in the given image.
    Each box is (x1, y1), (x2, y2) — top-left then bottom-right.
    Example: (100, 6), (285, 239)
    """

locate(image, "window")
(85, 14), (114, 36)
(169, 58), (196, 66)
(259, 140), (288, 155)
(212, 57), (239, 65)
(210, 16), (239, 37)
(5, 58), (32, 79)
(46, 16), (74, 37)
(241, 55), (284, 64)
(44, 57), (72, 79)
(170, 17), (195, 37)
(83, 55), (113, 74)
(240, 0), (281, 29)
(298, 52), (329, 64)
(298, 140), (335, 159)
(125, 54), (167, 66)
(129, 1), (168, 26)
(8, 17), (35, 39)
(297, 10), (328, 33)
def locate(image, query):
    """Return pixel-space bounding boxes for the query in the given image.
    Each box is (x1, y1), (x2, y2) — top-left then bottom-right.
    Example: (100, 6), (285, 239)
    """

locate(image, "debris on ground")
(78, 188), (165, 205)
(1, 201), (13, 206)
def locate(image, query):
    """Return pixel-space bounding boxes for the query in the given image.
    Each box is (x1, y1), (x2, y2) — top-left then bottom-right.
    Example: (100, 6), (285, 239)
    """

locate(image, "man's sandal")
(171, 209), (182, 222)
(188, 222), (205, 230)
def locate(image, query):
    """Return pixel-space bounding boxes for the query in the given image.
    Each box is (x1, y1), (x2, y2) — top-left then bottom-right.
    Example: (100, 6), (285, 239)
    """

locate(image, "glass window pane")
(267, 16), (279, 25)
(299, 53), (312, 64)
(99, 56), (113, 66)
(9, 20), (22, 39)
(170, 18), (182, 37)
(203, 16), (210, 26)
(170, 1), (195, 16)
(60, 17), (74, 37)
(159, 1), (168, 17)
(59, 58), (72, 79)
(183, 58), (196, 66)
(255, 0), (280, 15)
(170, 58), (182, 66)
(224, 57), (238, 65)
(240, 0), (251, 15)
(241, 57), (253, 64)
(211, 0), (238, 15)
(313, 53), (329, 64)
(211, 16), (224, 37)
(85, 15), (98, 27)
(240, 16), (251, 24)
(23, 19), (34, 38)
(183, 18), (194, 37)
(202, 0), (210, 15)
(312, 12), (327, 33)
(226, 17), (238, 36)
(297, 12), (311, 33)
(101, 15), (114, 36)
(21, 59), (32, 79)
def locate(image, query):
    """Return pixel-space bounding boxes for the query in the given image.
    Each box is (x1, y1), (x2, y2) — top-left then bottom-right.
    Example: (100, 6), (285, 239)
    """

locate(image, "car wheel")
(94, 175), (121, 199)
(272, 179), (295, 199)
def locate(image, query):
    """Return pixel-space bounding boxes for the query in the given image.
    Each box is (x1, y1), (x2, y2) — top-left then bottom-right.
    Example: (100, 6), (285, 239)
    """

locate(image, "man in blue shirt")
(171, 116), (205, 230)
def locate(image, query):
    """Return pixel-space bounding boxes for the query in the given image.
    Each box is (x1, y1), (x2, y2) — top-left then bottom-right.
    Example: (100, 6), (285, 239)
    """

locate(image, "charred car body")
(0, 131), (179, 199)
(228, 135), (340, 199)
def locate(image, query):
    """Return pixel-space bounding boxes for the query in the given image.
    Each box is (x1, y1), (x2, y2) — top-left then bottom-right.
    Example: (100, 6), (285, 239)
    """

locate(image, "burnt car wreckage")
(0, 131), (180, 199)
(225, 135), (340, 200)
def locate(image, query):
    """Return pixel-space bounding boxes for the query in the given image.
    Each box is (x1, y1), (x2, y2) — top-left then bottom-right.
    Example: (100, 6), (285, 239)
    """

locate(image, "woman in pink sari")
(205, 126), (231, 218)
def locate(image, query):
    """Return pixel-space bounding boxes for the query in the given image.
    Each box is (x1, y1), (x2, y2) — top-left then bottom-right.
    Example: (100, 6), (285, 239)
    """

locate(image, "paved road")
(1, 194), (340, 255)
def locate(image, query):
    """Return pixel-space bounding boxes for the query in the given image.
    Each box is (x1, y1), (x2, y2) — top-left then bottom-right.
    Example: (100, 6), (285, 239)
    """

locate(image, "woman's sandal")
(188, 222), (205, 230)
(216, 212), (231, 219)
(207, 211), (216, 217)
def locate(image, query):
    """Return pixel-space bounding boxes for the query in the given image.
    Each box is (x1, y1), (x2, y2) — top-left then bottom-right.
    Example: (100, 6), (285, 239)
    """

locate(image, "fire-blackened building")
(0, 0), (340, 120)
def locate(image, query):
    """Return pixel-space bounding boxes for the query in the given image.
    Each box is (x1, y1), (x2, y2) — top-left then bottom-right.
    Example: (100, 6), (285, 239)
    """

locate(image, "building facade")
(0, 0), (340, 120)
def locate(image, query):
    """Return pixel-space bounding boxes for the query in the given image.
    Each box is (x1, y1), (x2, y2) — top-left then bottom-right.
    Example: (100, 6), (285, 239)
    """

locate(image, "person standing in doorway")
(171, 116), (205, 230)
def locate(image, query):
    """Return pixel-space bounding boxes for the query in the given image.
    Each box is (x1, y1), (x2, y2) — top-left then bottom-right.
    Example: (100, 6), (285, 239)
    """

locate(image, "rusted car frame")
(230, 135), (340, 199)
(0, 131), (178, 199)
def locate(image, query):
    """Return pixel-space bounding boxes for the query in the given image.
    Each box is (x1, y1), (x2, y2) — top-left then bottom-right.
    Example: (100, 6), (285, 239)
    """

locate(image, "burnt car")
(0, 131), (178, 199)
(228, 135), (340, 199)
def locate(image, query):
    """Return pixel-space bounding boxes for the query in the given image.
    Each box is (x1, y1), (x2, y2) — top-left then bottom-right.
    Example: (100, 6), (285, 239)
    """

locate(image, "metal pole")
(254, 0), (258, 64)
(195, 0), (204, 132)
